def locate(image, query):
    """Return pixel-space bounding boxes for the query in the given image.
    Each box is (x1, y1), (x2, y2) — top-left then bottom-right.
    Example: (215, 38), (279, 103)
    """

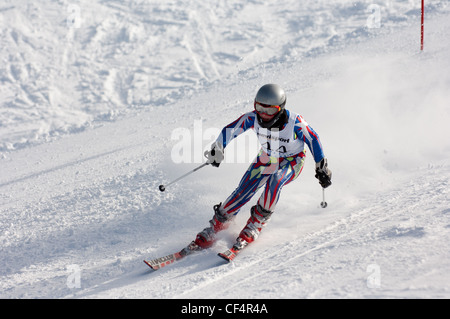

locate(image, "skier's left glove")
(205, 142), (224, 167)
(315, 158), (332, 188)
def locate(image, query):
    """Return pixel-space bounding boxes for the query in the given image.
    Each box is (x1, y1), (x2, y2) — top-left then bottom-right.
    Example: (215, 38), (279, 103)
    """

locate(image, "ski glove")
(205, 142), (224, 167)
(315, 158), (332, 188)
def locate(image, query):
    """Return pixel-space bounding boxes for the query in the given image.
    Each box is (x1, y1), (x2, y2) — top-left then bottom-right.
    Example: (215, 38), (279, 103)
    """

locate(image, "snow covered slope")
(1, 1), (449, 299)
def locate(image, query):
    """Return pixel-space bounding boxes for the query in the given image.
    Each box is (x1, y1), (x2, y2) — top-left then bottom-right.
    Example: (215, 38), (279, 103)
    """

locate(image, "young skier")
(194, 84), (332, 260)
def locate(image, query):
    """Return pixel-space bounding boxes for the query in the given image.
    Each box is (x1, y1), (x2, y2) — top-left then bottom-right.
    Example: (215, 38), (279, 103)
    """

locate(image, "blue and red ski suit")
(216, 109), (325, 216)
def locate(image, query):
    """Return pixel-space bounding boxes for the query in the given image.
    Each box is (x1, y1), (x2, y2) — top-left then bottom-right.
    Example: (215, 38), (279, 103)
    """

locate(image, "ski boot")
(194, 203), (231, 249)
(218, 204), (273, 262)
(238, 203), (273, 244)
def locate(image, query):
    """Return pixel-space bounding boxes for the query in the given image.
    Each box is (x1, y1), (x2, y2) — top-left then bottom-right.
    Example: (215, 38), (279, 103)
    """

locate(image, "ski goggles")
(254, 101), (282, 115)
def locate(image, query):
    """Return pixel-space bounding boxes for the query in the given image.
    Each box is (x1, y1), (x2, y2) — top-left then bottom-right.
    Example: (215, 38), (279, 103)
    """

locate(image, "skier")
(144, 84), (333, 268)
(192, 84), (332, 260)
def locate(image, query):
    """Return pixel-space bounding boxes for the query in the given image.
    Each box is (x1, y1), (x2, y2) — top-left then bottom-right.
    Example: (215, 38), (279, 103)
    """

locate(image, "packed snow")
(1, 0), (449, 299)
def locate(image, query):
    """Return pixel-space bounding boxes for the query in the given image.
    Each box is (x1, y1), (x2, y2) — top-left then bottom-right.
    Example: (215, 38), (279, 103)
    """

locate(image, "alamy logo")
(66, 264), (81, 289)
(170, 119), (260, 164)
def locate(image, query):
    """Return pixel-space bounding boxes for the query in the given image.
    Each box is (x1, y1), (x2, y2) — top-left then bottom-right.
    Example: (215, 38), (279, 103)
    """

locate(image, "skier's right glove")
(315, 158), (332, 188)
(205, 142), (224, 167)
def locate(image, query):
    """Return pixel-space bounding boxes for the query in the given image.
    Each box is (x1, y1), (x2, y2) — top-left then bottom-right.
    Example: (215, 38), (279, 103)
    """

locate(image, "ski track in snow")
(1, 0), (448, 151)
(72, 164), (448, 299)
(1, 1), (450, 299)
(182, 168), (449, 299)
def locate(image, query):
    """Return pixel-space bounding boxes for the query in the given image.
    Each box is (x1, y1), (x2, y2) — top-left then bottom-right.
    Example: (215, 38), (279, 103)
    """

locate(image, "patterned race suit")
(195, 109), (325, 248)
(217, 109), (324, 215)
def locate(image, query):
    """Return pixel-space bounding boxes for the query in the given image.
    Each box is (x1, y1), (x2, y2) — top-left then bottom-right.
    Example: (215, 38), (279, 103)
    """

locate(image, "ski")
(217, 238), (248, 263)
(144, 241), (200, 270)
(143, 251), (183, 270)
(145, 238), (249, 269)
(217, 247), (240, 263)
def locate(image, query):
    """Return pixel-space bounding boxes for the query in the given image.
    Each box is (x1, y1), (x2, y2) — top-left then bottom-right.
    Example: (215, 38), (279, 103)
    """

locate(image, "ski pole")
(320, 188), (328, 208)
(159, 162), (210, 192)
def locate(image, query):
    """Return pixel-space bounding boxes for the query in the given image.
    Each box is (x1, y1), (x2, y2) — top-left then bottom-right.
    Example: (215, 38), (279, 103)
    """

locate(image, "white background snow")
(1, 0), (449, 299)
